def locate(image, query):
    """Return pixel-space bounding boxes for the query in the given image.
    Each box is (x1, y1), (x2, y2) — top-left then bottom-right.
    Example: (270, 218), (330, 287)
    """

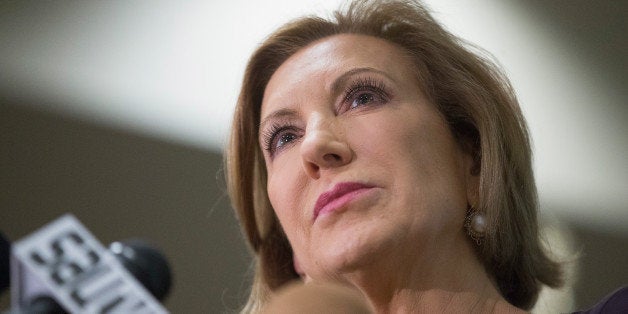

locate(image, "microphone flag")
(11, 214), (168, 313)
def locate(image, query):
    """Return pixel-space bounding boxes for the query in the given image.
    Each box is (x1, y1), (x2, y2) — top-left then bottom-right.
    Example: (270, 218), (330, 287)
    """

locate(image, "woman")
(225, 0), (562, 312)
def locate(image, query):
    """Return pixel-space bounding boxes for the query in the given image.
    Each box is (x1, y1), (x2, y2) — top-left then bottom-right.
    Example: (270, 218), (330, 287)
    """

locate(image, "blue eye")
(275, 132), (297, 149)
(344, 77), (390, 110)
(262, 124), (300, 157)
(350, 92), (377, 108)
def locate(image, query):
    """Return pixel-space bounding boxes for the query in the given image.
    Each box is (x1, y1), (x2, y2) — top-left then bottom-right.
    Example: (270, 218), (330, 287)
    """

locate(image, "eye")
(343, 77), (390, 111)
(275, 131), (298, 150)
(261, 124), (301, 157)
(350, 92), (378, 108)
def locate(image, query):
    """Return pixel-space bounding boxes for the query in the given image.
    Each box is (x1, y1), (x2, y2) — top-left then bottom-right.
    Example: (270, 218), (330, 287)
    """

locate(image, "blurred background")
(1, 0), (626, 312)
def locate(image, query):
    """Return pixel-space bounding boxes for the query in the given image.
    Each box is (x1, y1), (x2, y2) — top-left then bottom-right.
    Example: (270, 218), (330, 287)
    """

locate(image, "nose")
(300, 115), (353, 179)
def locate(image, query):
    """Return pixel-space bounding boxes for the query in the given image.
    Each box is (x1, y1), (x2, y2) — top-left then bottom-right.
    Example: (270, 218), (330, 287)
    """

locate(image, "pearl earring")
(464, 206), (486, 245)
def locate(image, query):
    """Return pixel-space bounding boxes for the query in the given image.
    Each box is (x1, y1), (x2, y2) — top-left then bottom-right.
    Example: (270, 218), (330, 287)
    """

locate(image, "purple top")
(572, 286), (628, 314)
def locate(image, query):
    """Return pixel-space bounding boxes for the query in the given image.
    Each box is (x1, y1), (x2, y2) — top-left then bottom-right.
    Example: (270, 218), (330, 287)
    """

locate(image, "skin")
(262, 282), (372, 314)
(259, 34), (523, 313)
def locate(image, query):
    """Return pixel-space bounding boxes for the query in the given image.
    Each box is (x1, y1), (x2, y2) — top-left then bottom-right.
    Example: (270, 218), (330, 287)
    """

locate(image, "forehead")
(261, 34), (416, 116)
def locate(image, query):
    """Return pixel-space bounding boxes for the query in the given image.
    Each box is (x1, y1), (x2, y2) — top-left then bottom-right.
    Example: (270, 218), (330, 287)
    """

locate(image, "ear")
(456, 132), (481, 207)
(463, 152), (480, 207)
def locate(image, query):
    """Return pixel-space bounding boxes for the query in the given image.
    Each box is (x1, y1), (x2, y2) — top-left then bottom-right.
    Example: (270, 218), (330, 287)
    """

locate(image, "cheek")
(268, 175), (295, 224)
(355, 107), (467, 208)
(351, 111), (426, 171)
(266, 153), (309, 238)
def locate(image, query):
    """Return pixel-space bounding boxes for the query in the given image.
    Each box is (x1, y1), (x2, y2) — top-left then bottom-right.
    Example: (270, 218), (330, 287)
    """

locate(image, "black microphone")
(0, 232), (9, 296)
(109, 239), (172, 302)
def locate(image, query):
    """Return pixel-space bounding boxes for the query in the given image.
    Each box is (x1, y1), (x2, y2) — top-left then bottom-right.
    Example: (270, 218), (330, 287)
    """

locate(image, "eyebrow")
(259, 108), (299, 133)
(329, 67), (393, 95)
(259, 67), (393, 132)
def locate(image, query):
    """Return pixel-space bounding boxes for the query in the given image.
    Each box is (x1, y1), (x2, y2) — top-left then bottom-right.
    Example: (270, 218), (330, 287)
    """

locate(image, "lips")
(313, 182), (375, 220)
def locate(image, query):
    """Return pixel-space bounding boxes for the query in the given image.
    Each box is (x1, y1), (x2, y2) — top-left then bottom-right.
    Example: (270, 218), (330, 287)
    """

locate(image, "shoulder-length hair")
(225, 0), (562, 311)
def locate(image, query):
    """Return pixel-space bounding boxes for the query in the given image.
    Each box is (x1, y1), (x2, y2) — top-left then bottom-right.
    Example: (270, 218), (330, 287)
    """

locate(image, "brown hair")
(226, 0), (562, 311)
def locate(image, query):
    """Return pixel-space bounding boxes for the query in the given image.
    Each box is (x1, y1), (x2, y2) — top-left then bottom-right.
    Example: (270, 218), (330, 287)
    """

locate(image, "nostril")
(307, 161), (320, 173)
(323, 153), (342, 163)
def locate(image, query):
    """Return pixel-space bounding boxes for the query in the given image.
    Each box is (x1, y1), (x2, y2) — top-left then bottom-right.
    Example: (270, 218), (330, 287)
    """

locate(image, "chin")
(308, 226), (396, 279)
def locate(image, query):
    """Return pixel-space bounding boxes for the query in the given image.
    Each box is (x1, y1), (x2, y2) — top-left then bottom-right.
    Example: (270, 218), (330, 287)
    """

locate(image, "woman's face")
(259, 34), (478, 280)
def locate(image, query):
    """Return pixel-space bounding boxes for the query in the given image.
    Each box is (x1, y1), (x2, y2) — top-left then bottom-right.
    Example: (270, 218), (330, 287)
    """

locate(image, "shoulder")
(573, 286), (628, 314)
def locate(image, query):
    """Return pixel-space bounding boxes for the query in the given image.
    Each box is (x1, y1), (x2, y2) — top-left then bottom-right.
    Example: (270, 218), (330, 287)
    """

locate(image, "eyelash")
(343, 77), (390, 109)
(262, 77), (391, 157)
(261, 122), (300, 156)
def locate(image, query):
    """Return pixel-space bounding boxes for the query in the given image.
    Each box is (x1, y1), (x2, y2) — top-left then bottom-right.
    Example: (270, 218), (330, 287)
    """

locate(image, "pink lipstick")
(313, 182), (374, 220)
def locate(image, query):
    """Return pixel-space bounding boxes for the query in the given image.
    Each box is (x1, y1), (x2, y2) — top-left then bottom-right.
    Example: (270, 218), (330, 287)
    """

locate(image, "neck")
(336, 233), (525, 313)
(368, 283), (524, 313)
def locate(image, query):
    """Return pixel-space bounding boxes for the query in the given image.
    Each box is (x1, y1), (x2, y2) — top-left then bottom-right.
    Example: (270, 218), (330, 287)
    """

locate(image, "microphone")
(1, 232), (9, 295)
(109, 239), (172, 302)
(8, 214), (171, 313)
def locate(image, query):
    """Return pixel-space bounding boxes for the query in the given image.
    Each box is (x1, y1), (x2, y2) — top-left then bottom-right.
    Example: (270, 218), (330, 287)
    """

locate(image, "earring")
(464, 206), (486, 245)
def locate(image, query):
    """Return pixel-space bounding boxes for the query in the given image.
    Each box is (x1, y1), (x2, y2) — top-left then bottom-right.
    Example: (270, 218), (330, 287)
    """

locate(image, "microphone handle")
(4, 296), (66, 314)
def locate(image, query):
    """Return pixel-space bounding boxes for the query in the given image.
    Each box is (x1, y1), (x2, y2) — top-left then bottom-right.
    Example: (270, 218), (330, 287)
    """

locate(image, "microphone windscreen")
(109, 239), (172, 301)
(0, 231), (10, 294)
